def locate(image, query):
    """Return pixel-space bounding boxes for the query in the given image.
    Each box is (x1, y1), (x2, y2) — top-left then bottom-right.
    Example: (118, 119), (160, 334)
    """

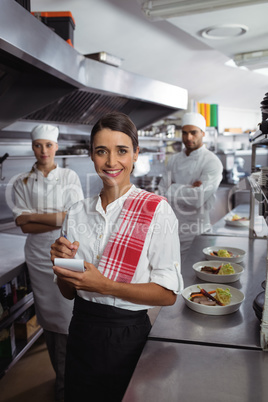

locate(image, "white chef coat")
(61, 185), (184, 311)
(13, 164), (84, 333)
(158, 146), (223, 255)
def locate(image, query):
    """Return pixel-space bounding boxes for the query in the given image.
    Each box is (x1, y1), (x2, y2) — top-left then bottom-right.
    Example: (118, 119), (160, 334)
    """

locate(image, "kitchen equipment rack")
(248, 138), (268, 239)
(248, 137), (268, 350)
(0, 233), (43, 378)
(0, 289), (43, 378)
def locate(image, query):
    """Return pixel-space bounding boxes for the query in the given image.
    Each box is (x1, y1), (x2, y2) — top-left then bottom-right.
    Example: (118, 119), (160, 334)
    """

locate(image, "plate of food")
(224, 214), (249, 227)
(182, 283), (245, 315)
(202, 246), (246, 263)
(192, 260), (244, 283)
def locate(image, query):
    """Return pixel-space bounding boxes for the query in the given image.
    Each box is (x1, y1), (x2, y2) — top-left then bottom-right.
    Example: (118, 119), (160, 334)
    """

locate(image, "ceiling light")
(234, 49), (268, 70)
(201, 24), (248, 40)
(141, 0), (268, 20)
(225, 58), (268, 77)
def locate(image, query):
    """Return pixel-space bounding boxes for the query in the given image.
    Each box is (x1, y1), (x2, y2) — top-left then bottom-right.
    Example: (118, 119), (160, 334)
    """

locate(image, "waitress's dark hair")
(90, 112), (139, 154)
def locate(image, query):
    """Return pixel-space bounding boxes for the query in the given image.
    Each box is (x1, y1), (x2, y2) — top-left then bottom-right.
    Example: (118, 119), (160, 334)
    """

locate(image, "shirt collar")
(96, 184), (136, 213)
(183, 144), (205, 157)
(33, 163), (59, 179)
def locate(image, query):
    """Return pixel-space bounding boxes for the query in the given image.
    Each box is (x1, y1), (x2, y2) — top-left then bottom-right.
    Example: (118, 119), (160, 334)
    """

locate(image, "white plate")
(203, 246), (246, 263)
(192, 260), (244, 283)
(182, 283), (245, 315)
(224, 215), (249, 227)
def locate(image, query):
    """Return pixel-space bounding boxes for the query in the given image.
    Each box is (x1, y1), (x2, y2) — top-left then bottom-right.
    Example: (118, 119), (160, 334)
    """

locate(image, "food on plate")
(210, 249), (233, 258)
(201, 263), (235, 275)
(217, 249), (232, 258)
(218, 263), (235, 275)
(201, 266), (221, 274)
(231, 214), (248, 221)
(216, 288), (232, 305)
(189, 286), (232, 306)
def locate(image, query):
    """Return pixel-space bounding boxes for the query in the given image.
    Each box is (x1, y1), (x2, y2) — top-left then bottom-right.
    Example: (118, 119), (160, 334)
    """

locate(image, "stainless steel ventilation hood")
(0, 0), (187, 133)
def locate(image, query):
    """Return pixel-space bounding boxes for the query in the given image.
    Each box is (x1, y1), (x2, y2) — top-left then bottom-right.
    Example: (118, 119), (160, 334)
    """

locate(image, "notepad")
(54, 258), (85, 272)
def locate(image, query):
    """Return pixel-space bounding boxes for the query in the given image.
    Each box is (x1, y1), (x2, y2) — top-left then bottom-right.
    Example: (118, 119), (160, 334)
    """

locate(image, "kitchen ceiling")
(29, 0), (268, 113)
(165, 2), (268, 70)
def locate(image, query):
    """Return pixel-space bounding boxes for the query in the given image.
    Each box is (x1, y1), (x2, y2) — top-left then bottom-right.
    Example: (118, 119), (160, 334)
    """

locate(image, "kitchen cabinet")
(0, 234), (43, 378)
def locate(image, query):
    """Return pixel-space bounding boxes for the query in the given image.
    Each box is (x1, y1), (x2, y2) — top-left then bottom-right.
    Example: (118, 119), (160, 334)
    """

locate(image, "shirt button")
(96, 255), (100, 259)
(99, 234), (103, 239)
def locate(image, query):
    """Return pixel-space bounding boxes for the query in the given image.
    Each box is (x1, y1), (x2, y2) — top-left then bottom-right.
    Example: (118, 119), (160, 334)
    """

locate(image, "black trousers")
(64, 296), (152, 402)
(43, 330), (68, 401)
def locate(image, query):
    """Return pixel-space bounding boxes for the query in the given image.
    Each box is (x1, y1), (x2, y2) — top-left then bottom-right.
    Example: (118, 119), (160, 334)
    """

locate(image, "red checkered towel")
(98, 189), (165, 283)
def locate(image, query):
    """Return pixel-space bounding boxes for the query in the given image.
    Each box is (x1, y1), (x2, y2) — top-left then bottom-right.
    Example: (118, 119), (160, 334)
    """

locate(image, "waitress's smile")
(103, 168), (123, 177)
(91, 128), (139, 193)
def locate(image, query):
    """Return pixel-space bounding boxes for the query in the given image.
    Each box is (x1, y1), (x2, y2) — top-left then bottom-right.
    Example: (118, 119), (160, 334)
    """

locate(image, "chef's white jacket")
(158, 145), (223, 254)
(13, 164), (84, 333)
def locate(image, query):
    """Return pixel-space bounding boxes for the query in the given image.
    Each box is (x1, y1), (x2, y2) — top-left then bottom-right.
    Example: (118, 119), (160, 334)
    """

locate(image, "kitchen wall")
(218, 106), (261, 133)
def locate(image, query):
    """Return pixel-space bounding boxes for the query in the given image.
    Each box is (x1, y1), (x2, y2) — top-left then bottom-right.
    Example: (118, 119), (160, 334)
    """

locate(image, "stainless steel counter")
(123, 232), (267, 401)
(0, 233), (26, 287)
(206, 204), (267, 238)
(149, 235), (266, 349)
(123, 340), (268, 402)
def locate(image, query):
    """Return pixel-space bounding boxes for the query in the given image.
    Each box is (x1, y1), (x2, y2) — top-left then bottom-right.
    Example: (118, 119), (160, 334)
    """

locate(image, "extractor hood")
(0, 0), (187, 133)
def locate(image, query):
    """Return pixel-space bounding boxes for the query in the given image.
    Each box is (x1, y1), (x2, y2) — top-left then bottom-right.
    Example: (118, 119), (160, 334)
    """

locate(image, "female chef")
(12, 124), (84, 402)
(50, 112), (184, 402)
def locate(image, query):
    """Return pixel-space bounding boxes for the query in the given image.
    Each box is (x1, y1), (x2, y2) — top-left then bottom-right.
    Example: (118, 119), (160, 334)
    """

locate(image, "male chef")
(158, 112), (223, 261)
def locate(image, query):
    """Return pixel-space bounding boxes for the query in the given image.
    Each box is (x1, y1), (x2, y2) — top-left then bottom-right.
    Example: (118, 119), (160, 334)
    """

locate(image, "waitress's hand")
(50, 236), (79, 263)
(53, 261), (108, 295)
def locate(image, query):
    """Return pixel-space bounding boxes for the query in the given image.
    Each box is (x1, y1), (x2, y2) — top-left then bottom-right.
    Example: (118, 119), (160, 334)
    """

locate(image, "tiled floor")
(1, 334), (56, 402)
(0, 307), (161, 402)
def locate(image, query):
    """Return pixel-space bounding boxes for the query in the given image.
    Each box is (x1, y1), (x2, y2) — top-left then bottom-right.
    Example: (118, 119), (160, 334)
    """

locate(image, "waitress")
(12, 124), (84, 402)
(50, 112), (184, 401)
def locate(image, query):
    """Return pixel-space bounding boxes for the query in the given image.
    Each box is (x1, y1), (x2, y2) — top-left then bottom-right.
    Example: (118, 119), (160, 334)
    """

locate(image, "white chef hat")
(182, 113), (206, 132)
(31, 124), (59, 143)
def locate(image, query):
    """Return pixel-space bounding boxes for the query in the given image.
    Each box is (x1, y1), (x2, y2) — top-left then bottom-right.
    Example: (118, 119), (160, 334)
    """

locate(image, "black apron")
(64, 296), (152, 402)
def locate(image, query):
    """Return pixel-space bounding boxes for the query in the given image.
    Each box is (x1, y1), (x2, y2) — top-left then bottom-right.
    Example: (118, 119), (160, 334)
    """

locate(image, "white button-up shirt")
(62, 185), (184, 311)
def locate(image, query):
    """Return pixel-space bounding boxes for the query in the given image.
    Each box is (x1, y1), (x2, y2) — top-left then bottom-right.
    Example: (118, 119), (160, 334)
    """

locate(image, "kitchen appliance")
(0, 0), (187, 132)
(217, 152), (236, 184)
(217, 152), (248, 184)
(253, 291), (264, 321)
(137, 175), (162, 193)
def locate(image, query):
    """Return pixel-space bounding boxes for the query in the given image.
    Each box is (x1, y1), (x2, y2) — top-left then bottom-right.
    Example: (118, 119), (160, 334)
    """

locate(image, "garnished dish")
(201, 262), (235, 275)
(190, 286), (231, 306)
(192, 260), (244, 283)
(203, 246), (246, 263)
(224, 214), (249, 227)
(182, 283), (245, 315)
(210, 249), (233, 258)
